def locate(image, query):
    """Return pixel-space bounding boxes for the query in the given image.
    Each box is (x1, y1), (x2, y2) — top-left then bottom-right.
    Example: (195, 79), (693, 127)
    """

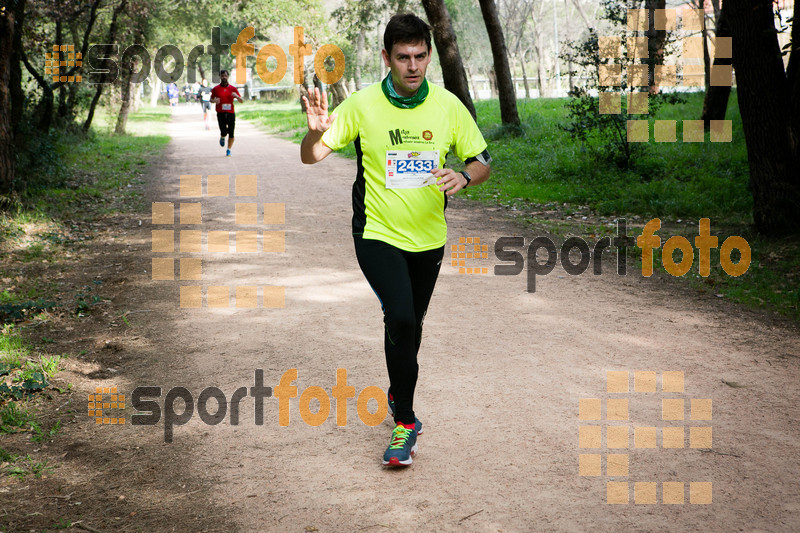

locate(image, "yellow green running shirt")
(321, 82), (488, 252)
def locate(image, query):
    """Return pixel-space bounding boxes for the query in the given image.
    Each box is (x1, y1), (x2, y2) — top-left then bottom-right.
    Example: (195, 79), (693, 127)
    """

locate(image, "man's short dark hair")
(220, 69), (229, 75)
(384, 13), (432, 54)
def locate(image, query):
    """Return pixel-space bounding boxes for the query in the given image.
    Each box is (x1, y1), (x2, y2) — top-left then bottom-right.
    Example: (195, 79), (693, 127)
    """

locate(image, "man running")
(211, 70), (243, 156)
(198, 78), (212, 130)
(166, 82), (179, 108)
(300, 13), (491, 467)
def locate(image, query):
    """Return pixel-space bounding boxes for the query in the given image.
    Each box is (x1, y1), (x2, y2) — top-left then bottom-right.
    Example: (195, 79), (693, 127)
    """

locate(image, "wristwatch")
(461, 170), (472, 188)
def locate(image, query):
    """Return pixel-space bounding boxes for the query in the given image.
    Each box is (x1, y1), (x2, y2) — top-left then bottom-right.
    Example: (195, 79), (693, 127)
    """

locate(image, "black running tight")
(353, 235), (444, 425)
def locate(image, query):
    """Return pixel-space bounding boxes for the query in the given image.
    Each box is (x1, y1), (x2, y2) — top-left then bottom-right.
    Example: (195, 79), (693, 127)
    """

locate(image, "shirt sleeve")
(321, 95), (359, 151)
(452, 101), (488, 162)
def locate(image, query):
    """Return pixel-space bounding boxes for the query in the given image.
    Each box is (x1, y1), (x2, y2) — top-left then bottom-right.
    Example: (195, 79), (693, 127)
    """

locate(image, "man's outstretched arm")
(300, 87), (336, 164)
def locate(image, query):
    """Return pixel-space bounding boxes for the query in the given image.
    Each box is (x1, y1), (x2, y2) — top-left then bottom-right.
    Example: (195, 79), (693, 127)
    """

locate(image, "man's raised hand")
(302, 87), (337, 133)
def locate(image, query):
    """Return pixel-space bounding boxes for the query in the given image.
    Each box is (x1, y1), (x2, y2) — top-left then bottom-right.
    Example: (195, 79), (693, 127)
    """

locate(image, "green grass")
(1, 105), (170, 321)
(31, 106), (170, 218)
(461, 93), (749, 223)
(1, 325), (28, 366)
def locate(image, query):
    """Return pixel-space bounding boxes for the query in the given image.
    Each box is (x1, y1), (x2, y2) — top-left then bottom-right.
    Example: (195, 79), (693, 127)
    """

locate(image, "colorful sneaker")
(388, 390), (422, 434)
(226, 149), (231, 157)
(219, 137), (225, 147)
(382, 422), (418, 467)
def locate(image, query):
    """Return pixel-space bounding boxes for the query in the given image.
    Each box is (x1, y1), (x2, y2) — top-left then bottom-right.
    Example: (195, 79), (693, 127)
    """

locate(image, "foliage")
(561, 8), (685, 168)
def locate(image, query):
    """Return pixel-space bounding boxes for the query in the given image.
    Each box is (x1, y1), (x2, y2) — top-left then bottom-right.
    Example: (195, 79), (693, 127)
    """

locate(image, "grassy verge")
(237, 94), (797, 321)
(1, 106), (170, 320)
(0, 105), (170, 479)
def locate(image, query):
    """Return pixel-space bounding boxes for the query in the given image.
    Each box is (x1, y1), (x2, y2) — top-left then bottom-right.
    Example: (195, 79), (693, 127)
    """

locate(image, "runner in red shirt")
(210, 69), (244, 156)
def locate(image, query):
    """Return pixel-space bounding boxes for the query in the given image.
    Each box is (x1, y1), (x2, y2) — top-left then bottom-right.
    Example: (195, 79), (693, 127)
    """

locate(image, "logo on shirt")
(388, 128), (432, 146)
(389, 128), (403, 145)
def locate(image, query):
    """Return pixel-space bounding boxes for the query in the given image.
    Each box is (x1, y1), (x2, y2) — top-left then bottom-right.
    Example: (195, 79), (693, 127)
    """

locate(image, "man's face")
(220, 72), (229, 85)
(382, 41), (431, 97)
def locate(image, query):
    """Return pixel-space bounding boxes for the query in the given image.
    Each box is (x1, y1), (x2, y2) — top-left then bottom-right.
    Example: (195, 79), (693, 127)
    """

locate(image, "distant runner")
(197, 79), (212, 130)
(210, 70), (243, 157)
(166, 82), (179, 108)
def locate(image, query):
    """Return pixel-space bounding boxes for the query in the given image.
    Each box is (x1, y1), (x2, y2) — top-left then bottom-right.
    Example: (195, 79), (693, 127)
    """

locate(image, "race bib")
(221, 103), (232, 110)
(385, 150), (439, 189)
(202, 92), (211, 101)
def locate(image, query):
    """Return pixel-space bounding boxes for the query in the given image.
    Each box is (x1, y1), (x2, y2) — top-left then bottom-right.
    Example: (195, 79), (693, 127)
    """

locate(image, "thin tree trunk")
(56, 19), (69, 121)
(466, 65), (479, 101)
(84, 0), (127, 132)
(330, 76), (348, 109)
(20, 47), (54, 132)
(645, 0), (667, 93)
(478, 0), (520, 125)
(702, 0), (711, 97)
(701, 0), (731, 126)
(0, 2), (16, 195)
(149, 71), (162, 107)
(133, 83), (142, 112)
(116, 19), (143, 135)
(570, 0), (592, 29)
(784, 0), (800, 138)
(420, 0), (477, 119)
(727, 0), (800, 234)
(116, 77), (134, 134)
(354, 28), (365, 91)
(9, 0), (26, 131)
(533, 27), (547, 97)
(520, 48), (531, 99)
(487, 66), (498, 98)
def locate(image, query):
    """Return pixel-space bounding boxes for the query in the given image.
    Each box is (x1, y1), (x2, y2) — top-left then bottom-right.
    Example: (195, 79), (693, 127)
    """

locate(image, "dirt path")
(61, 105), (800, 532)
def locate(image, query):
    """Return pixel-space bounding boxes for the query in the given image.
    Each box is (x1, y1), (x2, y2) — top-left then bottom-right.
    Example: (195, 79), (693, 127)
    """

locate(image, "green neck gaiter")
(381, 73), (429, 109)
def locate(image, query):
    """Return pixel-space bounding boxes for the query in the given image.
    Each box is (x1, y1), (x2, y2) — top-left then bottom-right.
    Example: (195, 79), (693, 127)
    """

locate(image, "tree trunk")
(133, 83), (142, 113)
(116, 20), (143, 135)
(0, 3), (16, 195)
(56, 19), (69, 122)
(149, 73), (162, 107)
(354, 28), (365, 91)
(9, 0), (26, 131)
(727, 0), (800, 234)
(20, 47), (54, 132)
(487, 66), (498, 98)
(329, 76), (349, 109)
(84, 0), (127, 133)
(701, 0), (711, 97)
(466, 65), (479, 101)
(570, 0), (592, 30)
(115, 77), (133, 135)
(701, 0), (731, 126)
(478, 0), (520, 125)
(645, 0), (667, 93)
(533, 27), (547, 97)
(420, 0), (477, 119)
(520, 48), (531, 99)
(784, 0), (800, 138)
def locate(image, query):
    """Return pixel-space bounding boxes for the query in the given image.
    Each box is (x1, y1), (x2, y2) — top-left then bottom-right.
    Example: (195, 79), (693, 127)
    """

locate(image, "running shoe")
(219, 137), (225, 147)
(388, 390), (423, 434)
(382, 422), (418, 467)
(226, 149), (231, 157)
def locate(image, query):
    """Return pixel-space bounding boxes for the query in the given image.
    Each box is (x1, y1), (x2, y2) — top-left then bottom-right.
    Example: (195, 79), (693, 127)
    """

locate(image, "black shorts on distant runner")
(202, 101), (211, 112)
(217, 112), (235, 138)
